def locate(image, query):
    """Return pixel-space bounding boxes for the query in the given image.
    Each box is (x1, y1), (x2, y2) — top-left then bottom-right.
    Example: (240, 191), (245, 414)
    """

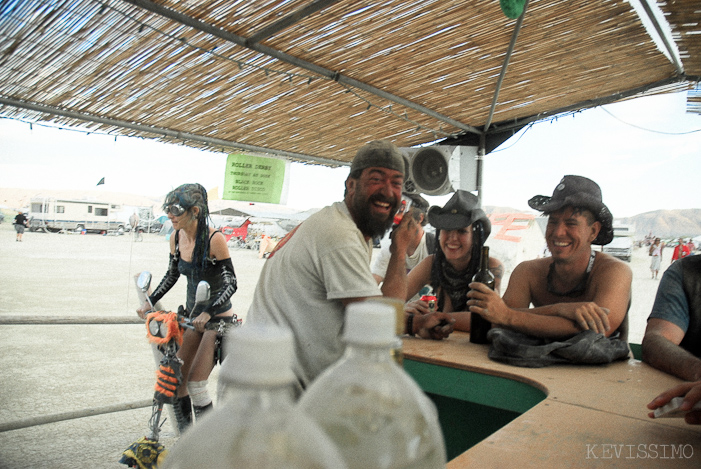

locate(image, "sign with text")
(223, 153), (289, 204)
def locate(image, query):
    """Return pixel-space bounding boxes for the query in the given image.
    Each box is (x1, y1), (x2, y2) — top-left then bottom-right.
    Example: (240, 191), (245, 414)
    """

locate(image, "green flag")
(223, 153), (289, 204)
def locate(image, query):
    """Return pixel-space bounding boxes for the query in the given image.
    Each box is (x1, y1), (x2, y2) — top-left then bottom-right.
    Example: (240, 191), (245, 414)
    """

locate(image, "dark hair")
(344, 168), (364, 197)
(406, 193), (429, 226)
(429, 219), (488, 307)
(163, 183), (211, 275)
(544, 206), (596, 225)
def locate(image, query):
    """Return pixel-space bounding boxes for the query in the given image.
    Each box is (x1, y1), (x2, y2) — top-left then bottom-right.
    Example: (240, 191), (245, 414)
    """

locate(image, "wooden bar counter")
(402, 332), (700, 468)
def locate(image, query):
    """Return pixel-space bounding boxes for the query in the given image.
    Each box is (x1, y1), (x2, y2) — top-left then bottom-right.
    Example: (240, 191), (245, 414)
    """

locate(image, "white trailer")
(28, 197), (126, 233)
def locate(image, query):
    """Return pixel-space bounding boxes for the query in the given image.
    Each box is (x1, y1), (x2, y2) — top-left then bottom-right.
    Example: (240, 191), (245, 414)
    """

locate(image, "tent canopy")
(0, 0), (698, 165)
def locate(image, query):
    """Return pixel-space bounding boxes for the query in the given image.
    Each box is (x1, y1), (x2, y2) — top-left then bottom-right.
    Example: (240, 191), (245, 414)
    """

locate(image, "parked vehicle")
(602, 224), (635, 262)
(28, 197), (126, 233)
(136, 217), (164, 233)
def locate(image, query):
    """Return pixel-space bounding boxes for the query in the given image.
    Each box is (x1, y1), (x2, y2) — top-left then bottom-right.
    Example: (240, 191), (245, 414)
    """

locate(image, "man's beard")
(352, 193), (398, 239)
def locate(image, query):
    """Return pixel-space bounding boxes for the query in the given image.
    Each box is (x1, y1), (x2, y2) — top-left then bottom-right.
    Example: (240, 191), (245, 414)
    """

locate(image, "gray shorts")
(14, 224), (25, 234)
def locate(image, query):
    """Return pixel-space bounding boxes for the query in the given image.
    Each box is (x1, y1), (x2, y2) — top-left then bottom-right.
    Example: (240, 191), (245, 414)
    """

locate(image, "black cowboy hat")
(528, 175), (614, 245)
(427, 190), (491, 238)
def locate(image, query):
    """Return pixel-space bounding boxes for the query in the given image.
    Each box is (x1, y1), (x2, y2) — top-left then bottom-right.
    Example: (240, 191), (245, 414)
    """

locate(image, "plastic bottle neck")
(343, 341), (394, 363)
(219, 382), (298, 409)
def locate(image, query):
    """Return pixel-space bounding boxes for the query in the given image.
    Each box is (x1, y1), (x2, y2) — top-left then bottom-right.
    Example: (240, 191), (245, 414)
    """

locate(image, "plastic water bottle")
(298, 300), (446, 469)
(162, 324), (346, 469)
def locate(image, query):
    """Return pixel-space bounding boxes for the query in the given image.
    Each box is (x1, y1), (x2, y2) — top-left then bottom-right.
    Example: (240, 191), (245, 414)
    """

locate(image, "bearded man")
(246, 140), (454, 388)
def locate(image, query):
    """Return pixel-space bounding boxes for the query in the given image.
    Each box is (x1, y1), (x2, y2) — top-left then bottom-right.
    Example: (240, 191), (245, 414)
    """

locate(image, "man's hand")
(414, 312), (455, 340)
(554, 302), (610, 334)
(389, 214), (417, 256)
(648, 380), (701, 425)
(466, 282), (510, 326)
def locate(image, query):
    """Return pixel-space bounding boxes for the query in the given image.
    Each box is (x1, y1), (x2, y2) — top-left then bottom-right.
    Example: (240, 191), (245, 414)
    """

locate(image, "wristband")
(405, 313), (415, 336)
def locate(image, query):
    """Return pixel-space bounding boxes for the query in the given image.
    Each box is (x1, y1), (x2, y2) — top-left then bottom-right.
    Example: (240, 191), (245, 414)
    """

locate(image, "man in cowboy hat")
(468, 175), (632, 340)
(247, 140), (455, 388)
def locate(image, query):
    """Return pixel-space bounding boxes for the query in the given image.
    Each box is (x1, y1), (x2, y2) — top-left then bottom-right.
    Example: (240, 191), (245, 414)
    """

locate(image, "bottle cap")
(219, 324), (296, 386)
(343, 300), (396, 345)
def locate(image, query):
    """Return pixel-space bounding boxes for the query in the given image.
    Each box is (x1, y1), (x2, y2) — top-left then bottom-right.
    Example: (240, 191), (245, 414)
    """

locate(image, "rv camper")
(28, 197), (126, 233)
(602, 223), (635, 262)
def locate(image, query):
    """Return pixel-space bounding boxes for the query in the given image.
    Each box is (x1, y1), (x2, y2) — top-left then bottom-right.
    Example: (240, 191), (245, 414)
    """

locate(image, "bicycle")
(119, 275), (206, 468)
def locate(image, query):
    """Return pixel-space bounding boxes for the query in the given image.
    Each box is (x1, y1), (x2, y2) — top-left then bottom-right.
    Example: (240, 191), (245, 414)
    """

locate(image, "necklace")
(546, 249), (596, 297)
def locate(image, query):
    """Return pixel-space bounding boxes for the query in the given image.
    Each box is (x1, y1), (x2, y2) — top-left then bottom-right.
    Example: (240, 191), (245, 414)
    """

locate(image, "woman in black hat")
(405, 190), (504, 332)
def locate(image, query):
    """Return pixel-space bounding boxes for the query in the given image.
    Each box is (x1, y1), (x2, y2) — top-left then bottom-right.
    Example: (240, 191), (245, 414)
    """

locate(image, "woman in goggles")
(137, 183), (238, 431)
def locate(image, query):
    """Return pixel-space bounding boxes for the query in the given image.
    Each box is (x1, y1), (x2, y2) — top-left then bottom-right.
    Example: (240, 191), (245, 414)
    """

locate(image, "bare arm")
(642, 318), (701, 382)
(380, 215), (416, 301)
(209, 229), (231, 261)
(468, 259), (630, 339)
(468, 261), (584, 338)
(405, 255), (434, 303)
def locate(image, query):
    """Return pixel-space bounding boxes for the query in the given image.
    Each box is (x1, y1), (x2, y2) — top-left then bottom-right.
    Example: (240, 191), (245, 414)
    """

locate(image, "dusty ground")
(0, 224), (264, 468)
(0, 222), (661, 468)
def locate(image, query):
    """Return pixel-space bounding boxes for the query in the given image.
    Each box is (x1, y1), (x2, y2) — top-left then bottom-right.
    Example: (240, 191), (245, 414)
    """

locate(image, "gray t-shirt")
(246, 201), (381, 386)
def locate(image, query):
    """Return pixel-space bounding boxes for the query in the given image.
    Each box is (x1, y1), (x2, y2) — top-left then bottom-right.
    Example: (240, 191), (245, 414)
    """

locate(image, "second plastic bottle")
(298, 300), (447, 469)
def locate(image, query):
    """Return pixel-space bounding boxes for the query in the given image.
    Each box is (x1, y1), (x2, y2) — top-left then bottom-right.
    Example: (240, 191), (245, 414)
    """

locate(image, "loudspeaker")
(399, 145), (478, 196)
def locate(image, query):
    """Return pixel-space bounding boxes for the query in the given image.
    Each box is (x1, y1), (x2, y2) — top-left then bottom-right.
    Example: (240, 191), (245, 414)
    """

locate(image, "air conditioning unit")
(399, 145), (478, 196)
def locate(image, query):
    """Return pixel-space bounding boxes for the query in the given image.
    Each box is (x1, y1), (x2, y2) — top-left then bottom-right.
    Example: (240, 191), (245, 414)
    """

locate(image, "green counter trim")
(404, 358), (546, 413)
(630, 343), (642, 360)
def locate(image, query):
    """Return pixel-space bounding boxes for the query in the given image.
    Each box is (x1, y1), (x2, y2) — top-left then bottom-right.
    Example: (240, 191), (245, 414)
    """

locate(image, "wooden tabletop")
(402, 332), (701, 468)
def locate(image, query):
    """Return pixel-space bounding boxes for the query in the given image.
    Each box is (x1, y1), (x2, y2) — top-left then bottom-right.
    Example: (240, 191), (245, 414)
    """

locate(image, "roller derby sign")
(223, 153), (289, 204)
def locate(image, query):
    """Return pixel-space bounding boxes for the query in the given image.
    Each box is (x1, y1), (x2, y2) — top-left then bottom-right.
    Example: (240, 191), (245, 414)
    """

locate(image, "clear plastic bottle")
(162, 324), (346, 469)
(298, 300), (447, 469)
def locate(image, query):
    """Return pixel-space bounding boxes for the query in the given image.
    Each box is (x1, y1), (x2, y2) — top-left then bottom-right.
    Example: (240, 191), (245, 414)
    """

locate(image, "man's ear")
(590, 220), (602, 243)
(345, 177), (356, 196)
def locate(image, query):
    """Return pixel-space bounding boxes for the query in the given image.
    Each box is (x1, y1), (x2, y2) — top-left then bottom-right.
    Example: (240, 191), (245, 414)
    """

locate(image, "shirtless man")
(468, 175), (632, 340)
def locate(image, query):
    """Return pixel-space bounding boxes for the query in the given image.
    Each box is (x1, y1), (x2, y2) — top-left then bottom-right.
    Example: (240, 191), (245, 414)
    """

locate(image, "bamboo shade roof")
(0, 0), (698, 166)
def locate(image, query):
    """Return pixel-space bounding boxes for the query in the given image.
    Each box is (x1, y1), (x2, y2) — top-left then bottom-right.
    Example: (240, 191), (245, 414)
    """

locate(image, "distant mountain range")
(483, 206), (701, 239)
(2, 188), (699, 239)
(618, 209), (701, 239)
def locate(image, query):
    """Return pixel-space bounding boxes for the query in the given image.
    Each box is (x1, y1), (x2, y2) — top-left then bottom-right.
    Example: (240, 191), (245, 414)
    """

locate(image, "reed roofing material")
(0, 0), (698, 165)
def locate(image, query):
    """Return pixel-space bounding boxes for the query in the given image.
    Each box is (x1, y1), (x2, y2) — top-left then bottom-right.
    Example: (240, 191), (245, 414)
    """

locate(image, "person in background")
(643, 253), (701, 425)
(13, 211), (28, 242)
(671, 237), (691, 264)
(404, 190), (504, 332)
(129, 211), (139, 230)
(246, 140), (455, 388)
(467, 175), (632, 340)
(137, 183), (238, 431)
(371, 193), (434, 298)
(687, 238), (696, 253)
(649, 237), (664, 280)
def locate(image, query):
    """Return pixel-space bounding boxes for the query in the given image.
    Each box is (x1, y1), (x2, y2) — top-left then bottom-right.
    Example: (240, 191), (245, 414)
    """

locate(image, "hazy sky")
(1, 91), (700, 218)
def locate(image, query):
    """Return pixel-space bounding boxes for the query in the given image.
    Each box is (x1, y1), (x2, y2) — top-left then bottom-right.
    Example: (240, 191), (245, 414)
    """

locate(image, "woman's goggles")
(164, 204), (187, 217)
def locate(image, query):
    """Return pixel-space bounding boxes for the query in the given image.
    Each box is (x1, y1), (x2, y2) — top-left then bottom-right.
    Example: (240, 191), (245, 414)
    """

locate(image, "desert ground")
(0, 221), (663, 468)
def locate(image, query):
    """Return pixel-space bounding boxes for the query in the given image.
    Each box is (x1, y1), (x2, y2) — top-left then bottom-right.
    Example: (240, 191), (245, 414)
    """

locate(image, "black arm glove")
(208, 257), (237, 312)
(149, 254), (180, 306)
